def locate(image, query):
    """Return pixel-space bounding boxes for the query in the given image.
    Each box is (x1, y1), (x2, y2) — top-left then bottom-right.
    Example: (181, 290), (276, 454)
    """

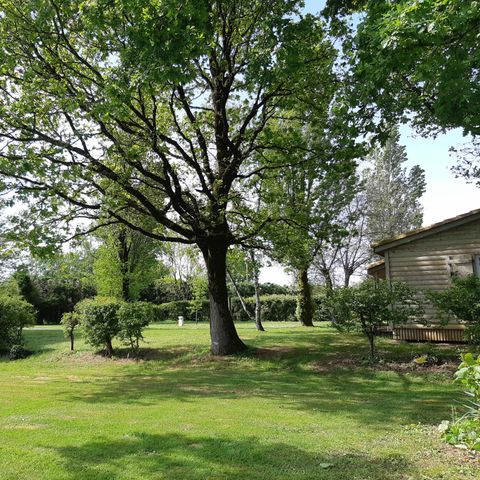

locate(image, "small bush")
(440, 353), (480, 451)
(8, 344), (31, 360)
(0, 294), (36, 352)
(117, 302), (154, 354)
(75, 297), (121, 356)
(428, 275), (480, 344)
(329, 280), (423, 358)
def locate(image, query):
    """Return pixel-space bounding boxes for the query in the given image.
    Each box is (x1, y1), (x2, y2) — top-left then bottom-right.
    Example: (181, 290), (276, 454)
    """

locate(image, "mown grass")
(0, 322), (478, 480)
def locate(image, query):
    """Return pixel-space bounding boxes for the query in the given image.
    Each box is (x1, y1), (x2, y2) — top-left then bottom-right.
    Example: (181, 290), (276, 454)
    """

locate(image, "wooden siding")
(387, 217), (480, 338)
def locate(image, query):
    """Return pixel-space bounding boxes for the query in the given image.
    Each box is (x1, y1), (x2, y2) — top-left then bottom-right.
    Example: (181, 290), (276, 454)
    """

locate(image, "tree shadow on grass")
(54, 432), (415, 480)
(60, 357), (456, 427)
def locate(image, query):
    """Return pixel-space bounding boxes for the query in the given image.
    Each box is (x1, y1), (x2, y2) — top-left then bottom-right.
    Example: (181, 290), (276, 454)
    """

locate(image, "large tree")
(0, 0), (344, 354)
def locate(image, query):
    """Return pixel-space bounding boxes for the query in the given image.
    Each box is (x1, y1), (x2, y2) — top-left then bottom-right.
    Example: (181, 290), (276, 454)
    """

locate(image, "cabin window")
(449, 254), (477, 277)
(474, 255), (480, 277)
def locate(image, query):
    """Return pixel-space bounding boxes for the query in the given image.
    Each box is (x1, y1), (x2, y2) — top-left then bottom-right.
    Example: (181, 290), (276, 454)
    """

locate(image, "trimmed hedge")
(154, 300), (210, 322)
(155, 295), (331, 323)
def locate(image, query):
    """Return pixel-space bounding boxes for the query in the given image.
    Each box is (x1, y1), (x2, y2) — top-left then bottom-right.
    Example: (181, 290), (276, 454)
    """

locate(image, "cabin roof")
(372, 207), (480, 255)
(366, 259), (385, 274)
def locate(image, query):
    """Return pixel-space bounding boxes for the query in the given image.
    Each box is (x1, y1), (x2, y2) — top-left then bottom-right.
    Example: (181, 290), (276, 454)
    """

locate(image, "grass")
(0, 322), (478, 480)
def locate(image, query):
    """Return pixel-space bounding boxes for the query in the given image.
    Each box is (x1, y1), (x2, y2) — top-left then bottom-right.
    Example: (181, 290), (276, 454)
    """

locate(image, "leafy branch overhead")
(0, 0), (341, 248)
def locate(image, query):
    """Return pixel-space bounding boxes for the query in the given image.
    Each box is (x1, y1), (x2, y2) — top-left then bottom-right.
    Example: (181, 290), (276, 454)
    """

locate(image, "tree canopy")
(0, 0), (354, 354)
(328, 0), (480, 137)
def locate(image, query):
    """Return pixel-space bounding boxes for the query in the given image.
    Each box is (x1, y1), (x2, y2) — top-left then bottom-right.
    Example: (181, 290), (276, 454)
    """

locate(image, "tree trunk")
(251, 254), (265, 331)
(367, 333), (375, 359)
(69, 333), (74, 351)
(105, 337), (114, 357)
(201, 241), (248, 355)
(344, 268), (353, 288)
(296, 268), (314, 327)
(117, 229), (131, 301)
(321, 267), (334, 292)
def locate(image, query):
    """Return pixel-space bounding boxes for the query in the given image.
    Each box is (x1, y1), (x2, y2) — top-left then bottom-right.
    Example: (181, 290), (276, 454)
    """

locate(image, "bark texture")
(202, 241), (247, 355)
(252, 262), (265, 331)
(296, 268), (314, 327)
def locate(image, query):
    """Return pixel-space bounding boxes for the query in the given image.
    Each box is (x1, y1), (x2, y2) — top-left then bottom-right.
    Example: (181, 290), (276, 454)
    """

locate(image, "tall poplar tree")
(363, 131), (426, 243)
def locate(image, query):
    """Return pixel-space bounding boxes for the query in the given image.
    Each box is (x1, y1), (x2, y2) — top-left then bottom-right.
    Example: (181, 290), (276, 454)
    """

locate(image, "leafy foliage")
(428, 275), (480, 345)
(189, 276), (209, 322)
(329, 280), (422, 358)
(18, 249), (96, 324)
(74, 297), (154, 356)
(339, 0), (480, 137)
(259, 115), (361, 324)
(94, 226), (162, 301)
(75, 297), (122, 356)
(117, 302), (155, 355)
(0, 281), (36, 352)
(440, 353), (480, 451)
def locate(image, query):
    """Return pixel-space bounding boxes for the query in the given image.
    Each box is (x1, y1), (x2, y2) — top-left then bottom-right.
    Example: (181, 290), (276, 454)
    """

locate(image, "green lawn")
(0, 322), (477, 480)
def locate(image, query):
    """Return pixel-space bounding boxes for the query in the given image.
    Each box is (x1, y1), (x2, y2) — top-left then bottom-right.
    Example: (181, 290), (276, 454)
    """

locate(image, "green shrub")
(75, 297), (121, 356)
(154, 295), (330, 323)
(8, 344), (32, 360)
(440, 353), (480, 451)
(440, 419), (480, 451)
(455, 353), (480, 400)
(0, 294), (36, 352)
(154, 300), (210, 322)
(329, 280), (423, 358)
(117, 302), (154, 354)
(428, 275), (480, 344)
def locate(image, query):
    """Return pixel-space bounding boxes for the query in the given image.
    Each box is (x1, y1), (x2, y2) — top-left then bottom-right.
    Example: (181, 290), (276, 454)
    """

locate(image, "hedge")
(154, 300), (210, 322)
(154, 294), (331, 323)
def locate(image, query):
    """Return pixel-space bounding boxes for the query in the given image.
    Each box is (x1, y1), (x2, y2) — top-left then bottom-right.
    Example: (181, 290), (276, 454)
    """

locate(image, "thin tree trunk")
(367, 333), (375, 359)
(296, 268), (314, 327)
(201, 241), (247, 355)
(69, 333), (74, 351)
(117, 229), (131, 301)
(250, 252), (265, 331)
(227, 268), (253, 321)
(321, 267), (334, 292)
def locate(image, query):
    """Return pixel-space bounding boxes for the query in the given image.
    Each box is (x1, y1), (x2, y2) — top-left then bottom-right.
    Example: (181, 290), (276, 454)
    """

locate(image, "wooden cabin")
(367, 208), (480, 342)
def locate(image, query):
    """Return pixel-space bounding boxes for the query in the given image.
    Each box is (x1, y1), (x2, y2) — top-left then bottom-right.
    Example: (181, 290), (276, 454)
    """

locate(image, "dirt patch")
(311, 357), (458, 375)
(252, 347), (296, 359)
